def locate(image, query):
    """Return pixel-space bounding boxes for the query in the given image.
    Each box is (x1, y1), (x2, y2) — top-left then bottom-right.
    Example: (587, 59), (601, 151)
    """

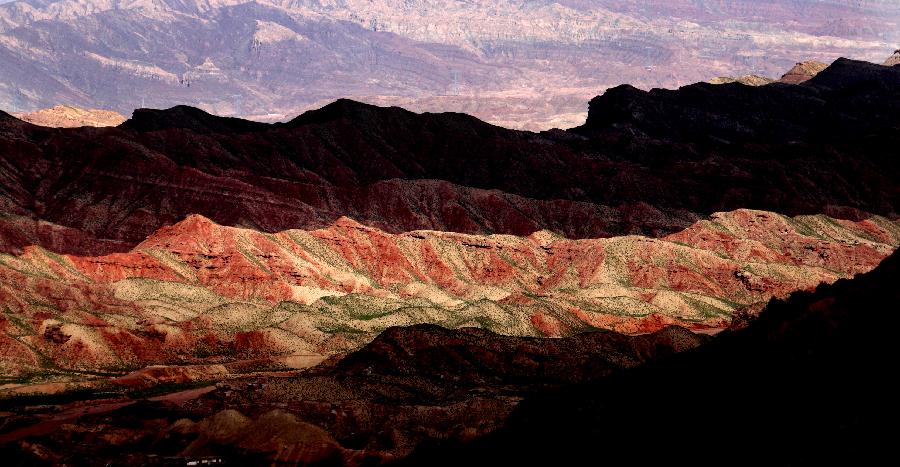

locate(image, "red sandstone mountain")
(0, 209), (896, 382)
(0, 55), (898, 466)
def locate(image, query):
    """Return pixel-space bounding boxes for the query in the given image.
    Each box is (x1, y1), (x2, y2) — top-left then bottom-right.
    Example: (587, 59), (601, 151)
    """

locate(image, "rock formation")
(402, 247), (900, 467)
(886, 49), (900, 66)
(708, 75), (774, 86)
(778, 60), (828, 83)
(11, 105), (126, 128)
(3, 247), (898, 465)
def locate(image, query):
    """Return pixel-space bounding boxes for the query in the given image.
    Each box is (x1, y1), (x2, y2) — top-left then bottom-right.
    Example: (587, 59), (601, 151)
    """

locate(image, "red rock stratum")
(0, 209), (896, 379)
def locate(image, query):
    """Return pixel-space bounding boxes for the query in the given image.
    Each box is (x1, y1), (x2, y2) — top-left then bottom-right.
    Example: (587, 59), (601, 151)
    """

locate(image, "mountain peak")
(121, 105), (269, 133)
(136, 213), (220, 250)
(285, 99), (411, 127)
(778, 60), (829, 84)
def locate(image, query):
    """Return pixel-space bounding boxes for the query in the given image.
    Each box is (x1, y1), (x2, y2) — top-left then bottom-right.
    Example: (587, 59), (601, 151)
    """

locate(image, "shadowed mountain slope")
(400, 244), (900, 467)
(0, 324), (709, 465)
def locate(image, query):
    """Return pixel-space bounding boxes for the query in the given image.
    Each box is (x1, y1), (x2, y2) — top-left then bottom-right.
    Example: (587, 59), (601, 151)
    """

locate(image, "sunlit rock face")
(0, 209), (896, 375)
(11, 105), (126, 127)
(886, 49), (900, 66)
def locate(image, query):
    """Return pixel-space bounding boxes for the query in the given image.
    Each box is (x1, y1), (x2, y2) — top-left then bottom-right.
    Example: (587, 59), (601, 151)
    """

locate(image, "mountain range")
(1, 0), (898, 129)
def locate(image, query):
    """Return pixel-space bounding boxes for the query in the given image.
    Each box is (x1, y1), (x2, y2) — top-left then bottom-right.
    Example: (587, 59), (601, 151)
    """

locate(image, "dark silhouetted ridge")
(121, 105), (270, 133)
(575, 58), (900, 143)
(285, 98), (413, 127)
(285, 97), (509, 137)
(335, 323), (708, 386)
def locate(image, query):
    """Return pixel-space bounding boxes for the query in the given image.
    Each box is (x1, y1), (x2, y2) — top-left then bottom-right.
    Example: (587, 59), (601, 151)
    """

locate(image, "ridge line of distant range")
(7, 53), (898, 131)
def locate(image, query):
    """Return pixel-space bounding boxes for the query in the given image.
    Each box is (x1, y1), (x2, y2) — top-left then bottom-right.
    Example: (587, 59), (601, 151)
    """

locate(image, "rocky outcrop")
(708, 75), (774, 86)
(886, 49), (900, 66)
(11, 106), (126, 128)
(777, 60), (828, 84)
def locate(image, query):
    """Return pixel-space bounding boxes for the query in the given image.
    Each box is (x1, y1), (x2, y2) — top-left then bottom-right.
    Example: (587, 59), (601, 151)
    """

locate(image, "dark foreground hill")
(399, 249), (900, 466)
(1, 58), (898, 255)
(0, 325), (708, 465)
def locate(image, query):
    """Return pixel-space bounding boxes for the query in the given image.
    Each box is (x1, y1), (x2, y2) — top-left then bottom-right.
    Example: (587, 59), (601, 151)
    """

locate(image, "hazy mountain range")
(1, 0), (898, 129)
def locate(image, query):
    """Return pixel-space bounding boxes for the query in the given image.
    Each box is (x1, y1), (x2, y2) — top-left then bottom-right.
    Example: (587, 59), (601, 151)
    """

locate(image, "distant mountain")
(778, 60), (829, 84)
(707, 75), (774, 86)
(0, 0), (897, 129)
(12, 105), (125, 127)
